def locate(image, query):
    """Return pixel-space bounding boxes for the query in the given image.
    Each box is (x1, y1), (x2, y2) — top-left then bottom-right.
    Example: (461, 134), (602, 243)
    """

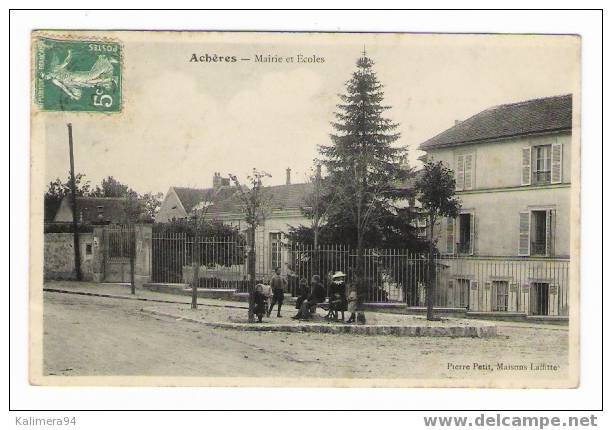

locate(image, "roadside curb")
(43, 288), (249, 310)
(140, 308), (498, 337)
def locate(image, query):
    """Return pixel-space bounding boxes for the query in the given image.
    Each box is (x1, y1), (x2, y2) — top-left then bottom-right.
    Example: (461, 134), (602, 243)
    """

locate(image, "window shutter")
(521, 147), (531, 186)
(446, 217), (455, 254)
(546, 209), (556, 257)
(469, 213), (475, 255)
(551, 142), (563, 184)
(518, 211), (530, 256)
(464, 153), (474, 190)
(456, 154), (465, 191)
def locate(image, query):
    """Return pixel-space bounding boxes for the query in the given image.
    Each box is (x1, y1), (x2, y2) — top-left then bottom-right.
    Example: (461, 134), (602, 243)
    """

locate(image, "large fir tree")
(319, 51), (414, 302)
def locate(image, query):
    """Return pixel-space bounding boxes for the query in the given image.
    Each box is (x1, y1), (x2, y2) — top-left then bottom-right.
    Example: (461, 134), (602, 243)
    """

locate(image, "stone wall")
(44, 233), (95, 280)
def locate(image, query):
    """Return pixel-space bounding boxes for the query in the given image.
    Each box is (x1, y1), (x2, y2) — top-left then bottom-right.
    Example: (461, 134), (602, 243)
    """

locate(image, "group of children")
(251, 268), (358, 324)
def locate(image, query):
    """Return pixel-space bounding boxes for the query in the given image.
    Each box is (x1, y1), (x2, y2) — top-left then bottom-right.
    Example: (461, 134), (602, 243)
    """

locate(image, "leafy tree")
(44, 173), (92, 221)
(415, 160), (461, 321)
(318, 51), (414, 311)
(141, 191), (164, 221)
(229, 169), (272, 322)
(45, 173), (164, 223)
(300, 163), (330, 251)
(92, 176), (133, 198)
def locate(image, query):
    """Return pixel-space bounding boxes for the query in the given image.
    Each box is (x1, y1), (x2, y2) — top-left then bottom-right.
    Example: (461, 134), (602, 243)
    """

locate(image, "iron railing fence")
(149, 234), (570, 316)
(436, 256), (570, 316)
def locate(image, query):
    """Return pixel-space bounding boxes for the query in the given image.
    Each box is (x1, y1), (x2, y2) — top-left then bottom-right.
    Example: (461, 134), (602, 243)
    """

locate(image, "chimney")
(454, 119), (461, 125)
(286, 167), (291, 185)
(213, 172), (220, 189)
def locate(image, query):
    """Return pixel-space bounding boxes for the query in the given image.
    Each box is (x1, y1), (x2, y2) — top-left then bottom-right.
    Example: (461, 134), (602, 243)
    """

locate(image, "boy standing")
(267, 267), (286, 317)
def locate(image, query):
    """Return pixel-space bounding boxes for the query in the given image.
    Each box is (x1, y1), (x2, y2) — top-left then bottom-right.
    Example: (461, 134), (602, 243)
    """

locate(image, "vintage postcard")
(30, 30), (581, 388)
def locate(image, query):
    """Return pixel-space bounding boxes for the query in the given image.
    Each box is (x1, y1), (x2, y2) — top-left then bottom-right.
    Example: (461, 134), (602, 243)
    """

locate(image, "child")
(258, 277), (273, 313)
(267, 267), (287, 317)
(345, 283), (358, 323)
(252, 284), (266, 323)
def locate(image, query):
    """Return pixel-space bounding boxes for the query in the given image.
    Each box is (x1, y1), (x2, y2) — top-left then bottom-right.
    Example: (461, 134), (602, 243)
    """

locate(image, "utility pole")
(191, 216), (199, 309)
(67, 123), (82, 281)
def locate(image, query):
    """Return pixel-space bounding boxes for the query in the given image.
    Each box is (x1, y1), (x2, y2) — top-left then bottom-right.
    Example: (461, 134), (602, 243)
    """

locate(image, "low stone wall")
(44, 233), (94, 281)
(141, 307), (498, 338)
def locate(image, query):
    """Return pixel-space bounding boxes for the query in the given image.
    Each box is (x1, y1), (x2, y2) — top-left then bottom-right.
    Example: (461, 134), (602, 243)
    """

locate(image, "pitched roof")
(172, 183), (314, 216)
(419, 94), (572, 150)
(172, 186), (236, 213)
(56, 196), (131, 224)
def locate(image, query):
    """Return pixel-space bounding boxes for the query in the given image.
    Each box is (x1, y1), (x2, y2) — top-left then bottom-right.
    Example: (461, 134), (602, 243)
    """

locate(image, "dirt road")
(43, 291), (568, 380)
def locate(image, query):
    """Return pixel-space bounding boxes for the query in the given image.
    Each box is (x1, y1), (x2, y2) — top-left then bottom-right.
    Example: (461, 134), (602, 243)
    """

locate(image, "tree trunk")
(313, 223), (319, 277)
(426, 219), (436, 321)
(247, 227), (256, 322)
(356, 230), (366, 320)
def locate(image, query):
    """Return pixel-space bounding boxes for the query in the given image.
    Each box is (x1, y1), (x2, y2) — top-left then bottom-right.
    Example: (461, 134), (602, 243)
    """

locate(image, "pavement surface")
(42, 282), (569, 380)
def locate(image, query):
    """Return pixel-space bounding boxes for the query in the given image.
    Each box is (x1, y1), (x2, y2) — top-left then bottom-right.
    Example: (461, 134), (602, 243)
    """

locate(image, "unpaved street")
(43, 291), (568, 380)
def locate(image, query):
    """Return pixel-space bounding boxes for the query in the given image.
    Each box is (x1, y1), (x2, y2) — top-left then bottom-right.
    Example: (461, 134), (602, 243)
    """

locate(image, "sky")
(41, 32), (580, 195)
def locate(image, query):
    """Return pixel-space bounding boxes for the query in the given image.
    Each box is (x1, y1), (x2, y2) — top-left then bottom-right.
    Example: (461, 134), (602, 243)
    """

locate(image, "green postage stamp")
(34, 36), (122, 112)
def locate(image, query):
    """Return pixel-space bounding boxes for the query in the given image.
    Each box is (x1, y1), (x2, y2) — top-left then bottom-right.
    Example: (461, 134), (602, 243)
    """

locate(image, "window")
(85, 243), (93, 255)
(493, 281), (509, 311)
(457, 213), (472, 254)
(518, 209), (556, 257)
(270, 232), (282, 271)
(455, 279), (470, 308)
(532, 145), (551, 184)
(521, 142), (563, 186)
(531, 210), (548, 256)
(455, 153), (475, 191)
(531, 282), (549, 316)
(410, 213), (428, 238)
(447, 212), (474, 255)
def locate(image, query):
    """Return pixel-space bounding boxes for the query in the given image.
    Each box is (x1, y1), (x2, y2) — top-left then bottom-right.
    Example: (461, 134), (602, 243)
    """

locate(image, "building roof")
(55, 196), (131, 224)
(419, 94), (572, 150)
(172, 186), (236, 213)
(172, 183), (314, 216)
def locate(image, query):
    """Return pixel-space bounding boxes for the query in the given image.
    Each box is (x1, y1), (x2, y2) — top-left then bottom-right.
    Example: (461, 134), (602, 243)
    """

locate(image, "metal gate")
(102, 225), (134, 283)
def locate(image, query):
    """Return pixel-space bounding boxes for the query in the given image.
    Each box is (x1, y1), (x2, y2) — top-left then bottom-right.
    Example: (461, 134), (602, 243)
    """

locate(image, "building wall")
(436, 185), (571, 258)
(155, 188), (188, 223)
(44, 233), (95, 280)
(427, 131), (572, 258)
(428, 132), (571, 189)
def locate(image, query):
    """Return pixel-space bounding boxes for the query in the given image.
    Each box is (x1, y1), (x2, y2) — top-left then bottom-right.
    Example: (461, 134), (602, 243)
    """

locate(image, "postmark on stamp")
(34, 37), (122, 112)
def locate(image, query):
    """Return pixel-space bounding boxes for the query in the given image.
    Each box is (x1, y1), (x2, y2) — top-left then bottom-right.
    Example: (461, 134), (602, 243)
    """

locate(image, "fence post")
(129, 226), (135, 295)
(191, 235), (199, 309)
